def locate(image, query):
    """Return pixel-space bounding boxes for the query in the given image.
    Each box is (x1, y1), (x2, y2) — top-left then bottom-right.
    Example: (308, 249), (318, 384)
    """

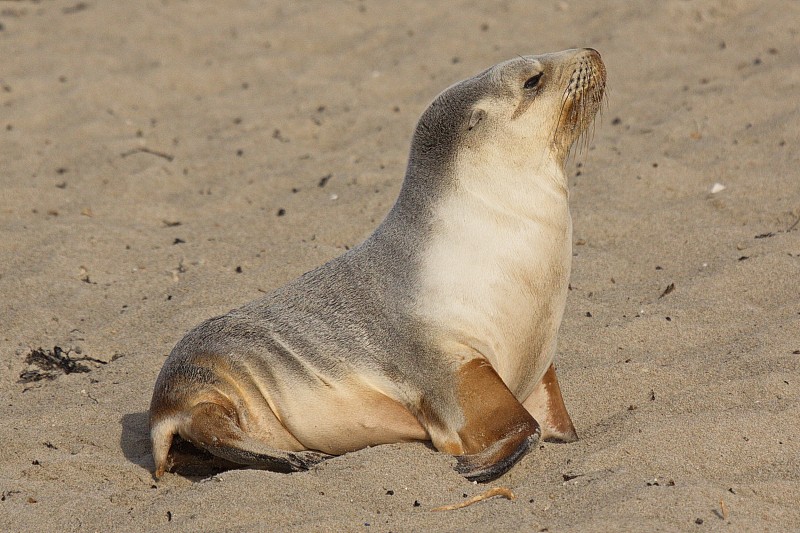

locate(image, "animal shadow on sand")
(120, 411), (155, 473)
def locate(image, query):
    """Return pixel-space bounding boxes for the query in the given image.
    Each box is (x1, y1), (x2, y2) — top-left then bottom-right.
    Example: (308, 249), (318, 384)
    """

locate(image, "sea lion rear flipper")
(153, 401), (331, 477)
(522, 363), (578, 443)
(423, 358), (541, 483)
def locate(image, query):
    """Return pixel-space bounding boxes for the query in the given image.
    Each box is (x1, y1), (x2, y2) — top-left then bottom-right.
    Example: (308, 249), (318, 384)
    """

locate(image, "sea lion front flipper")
(522, 363), (578, 443)
(156, 401), (331, 477)
(453, 429), (540, 483)
(424, 358), (541, 483)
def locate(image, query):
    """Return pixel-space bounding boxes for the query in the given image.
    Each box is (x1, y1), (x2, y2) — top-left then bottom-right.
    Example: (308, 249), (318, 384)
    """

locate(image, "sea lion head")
(409, 48), (606, 182)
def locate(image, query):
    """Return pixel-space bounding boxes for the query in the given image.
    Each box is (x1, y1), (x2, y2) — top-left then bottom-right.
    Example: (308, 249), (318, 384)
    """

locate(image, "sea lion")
(150, 48), (606, 482)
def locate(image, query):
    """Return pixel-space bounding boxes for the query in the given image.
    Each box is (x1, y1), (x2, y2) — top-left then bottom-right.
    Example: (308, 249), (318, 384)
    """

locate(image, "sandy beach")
(2, 1), (799, 530)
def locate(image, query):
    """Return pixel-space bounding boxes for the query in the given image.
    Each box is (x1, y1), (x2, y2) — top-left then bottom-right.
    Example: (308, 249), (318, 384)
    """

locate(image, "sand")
(2, 1), (799, 531)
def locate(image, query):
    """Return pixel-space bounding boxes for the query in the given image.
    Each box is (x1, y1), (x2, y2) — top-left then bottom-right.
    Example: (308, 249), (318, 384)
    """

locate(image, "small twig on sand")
(121, 146), (175, 162)
(430, 487), (516, 512)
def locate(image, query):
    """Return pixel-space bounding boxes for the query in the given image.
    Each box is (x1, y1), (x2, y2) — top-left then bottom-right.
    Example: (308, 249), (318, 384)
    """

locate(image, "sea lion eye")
(523, 73), (542, 89)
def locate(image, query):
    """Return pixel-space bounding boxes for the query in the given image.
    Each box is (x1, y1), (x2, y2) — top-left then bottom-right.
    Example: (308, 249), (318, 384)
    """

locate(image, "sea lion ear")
(467, 108), (486, 131)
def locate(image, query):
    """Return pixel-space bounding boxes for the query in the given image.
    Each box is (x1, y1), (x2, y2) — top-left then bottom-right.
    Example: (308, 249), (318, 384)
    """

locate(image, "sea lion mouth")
(554, 49), (607, 156)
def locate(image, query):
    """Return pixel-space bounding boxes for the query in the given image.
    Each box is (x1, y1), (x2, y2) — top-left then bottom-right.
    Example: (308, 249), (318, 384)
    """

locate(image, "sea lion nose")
(582, 48), (601, 59)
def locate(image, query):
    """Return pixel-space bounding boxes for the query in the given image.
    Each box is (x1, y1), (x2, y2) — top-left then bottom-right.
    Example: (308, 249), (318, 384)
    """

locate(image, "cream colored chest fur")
(416, 156), (572, 400)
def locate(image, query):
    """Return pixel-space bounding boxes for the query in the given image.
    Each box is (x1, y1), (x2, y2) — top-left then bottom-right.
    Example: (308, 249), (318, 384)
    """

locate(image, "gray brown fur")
(150, 48), (606, 482)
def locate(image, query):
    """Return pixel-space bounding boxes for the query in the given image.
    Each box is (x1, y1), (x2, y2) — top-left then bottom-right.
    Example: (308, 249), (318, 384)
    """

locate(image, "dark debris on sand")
(17, 346), (108, 383)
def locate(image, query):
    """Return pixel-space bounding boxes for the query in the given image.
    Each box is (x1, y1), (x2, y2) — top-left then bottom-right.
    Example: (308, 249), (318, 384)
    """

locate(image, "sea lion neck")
(398, 80), (488, 199)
